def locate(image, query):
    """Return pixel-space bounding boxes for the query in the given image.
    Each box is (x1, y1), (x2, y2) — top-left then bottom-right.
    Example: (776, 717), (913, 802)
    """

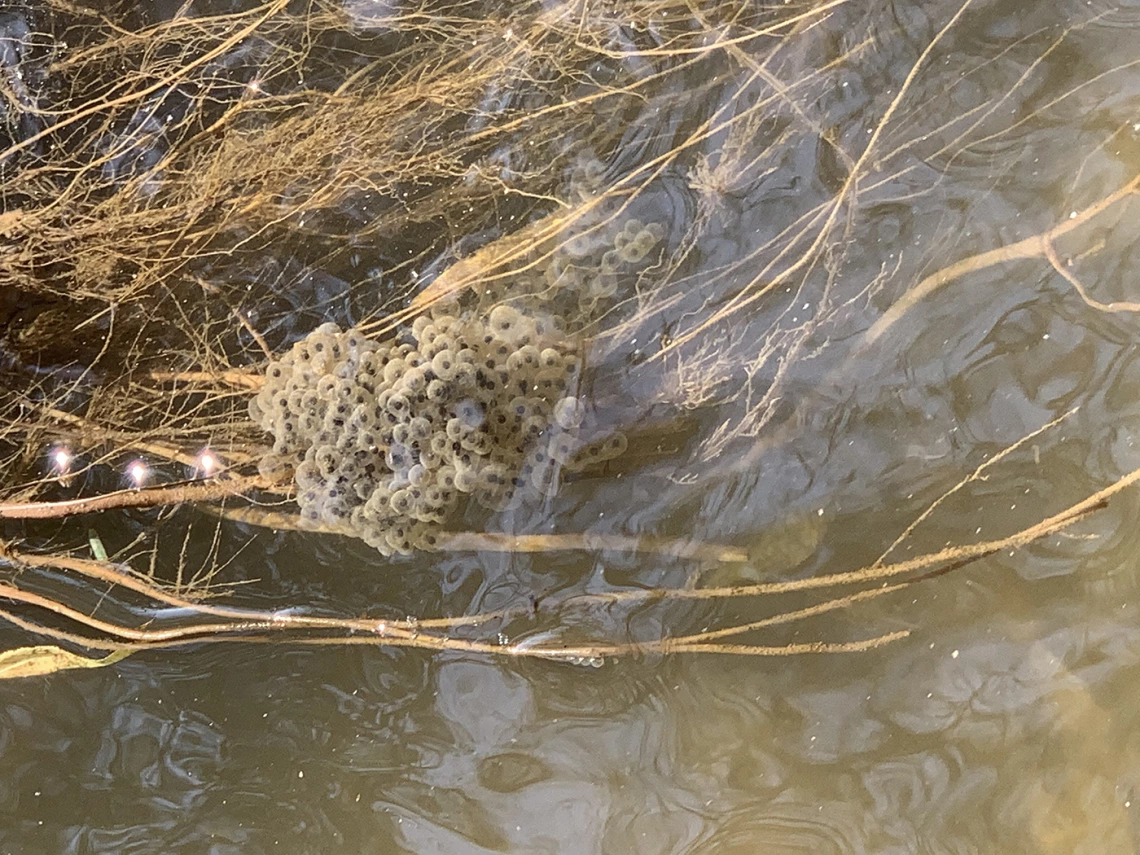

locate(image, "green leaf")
(88, 529), (108, 562)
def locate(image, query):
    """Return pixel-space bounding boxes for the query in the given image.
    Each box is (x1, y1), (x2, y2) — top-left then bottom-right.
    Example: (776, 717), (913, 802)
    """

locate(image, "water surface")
(3, 0), (1140, 852)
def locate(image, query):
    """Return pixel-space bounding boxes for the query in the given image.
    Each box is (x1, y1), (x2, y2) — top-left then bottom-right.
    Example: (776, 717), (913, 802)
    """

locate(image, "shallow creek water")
(5, 0), (1140, 852)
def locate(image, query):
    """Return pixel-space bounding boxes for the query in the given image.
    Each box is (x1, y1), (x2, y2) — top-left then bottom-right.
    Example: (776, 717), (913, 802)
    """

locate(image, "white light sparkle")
(196, 450), (218, 476)
(50, 446), (72, 473)
(127, 460), (149, 487)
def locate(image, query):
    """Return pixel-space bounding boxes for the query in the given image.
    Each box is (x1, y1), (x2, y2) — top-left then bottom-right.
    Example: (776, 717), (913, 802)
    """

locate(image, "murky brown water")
(6, 0), (1140, 852)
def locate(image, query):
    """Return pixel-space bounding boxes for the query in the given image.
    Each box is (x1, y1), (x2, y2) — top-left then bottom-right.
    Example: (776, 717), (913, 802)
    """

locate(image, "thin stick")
(1043, 239), (1140, 314)
(564, 490), (1109, 606)
(0, 477), (277, 519)
(874, 406), (1078, 566)
(147, 369), (264, 391)
(861, 171), (1140, 348)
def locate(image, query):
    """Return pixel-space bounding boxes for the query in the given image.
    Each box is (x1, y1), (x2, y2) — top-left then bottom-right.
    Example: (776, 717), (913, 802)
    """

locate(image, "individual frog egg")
(484, 405), (514, 437)
(412, 524), (442, 551)
(560, 230), (596, 260)
(356, 366), (379, 394)
(545, 251), (571, 284)
(349, 384), (372, 408)
(386, 443), (413, 472)
(349, 504), (372, 531)
(430, 431), (452, 457)
(347, 405), (375, 434)
(342, 327), (371, 354)
(474, 363), (500, 390)
(430, 312), (457, 330)
(285, 390), (310, 422)
(248, 396), (266, 425)
(354, 428), (382, 453)
(481, 337), (513, 370)
(597, 432), (628, 459)
(452, 398), (486, 429)
(452, 362), (478, 389)
(335, 454), (362, 481)
(600, 249), (622, 275)
(401, 366), (429, 396)
(591, 272), (619, 299)
(460, 429), (494, 455)
(537, 348), (563, 371)
(431, 348), (459, 382)
(453, 465), (478, 493)
(265, 363), (290, 391)
(324, 399), (353, 429)
(254, 386), (277, 420)
(417, 447), (442, 470)
(529, 457), (560, 497)
(385, 391), (411, 420)
(553, 396), (586, 430)
(308, 331), (338, 362)
(364, 485), (395, 518)
(298, 410), (322, 436)
(326, 378), (350, 403)
(488, 304), (522, 339)
(507, 395), (537, 423)
(408, 416), (433, 443)
(435, 465), (459, 492)
(361, 522), (392, 552)
(357, 349), (382, 376)
(480, 462), (510, 490)
(424, 482), (456, 510)
(353, 478), (376, 501)
(520, 414), (548, 443)
(385, 525), (415, 556)
(507, 345), (541, 374)
(407, 463), (429, 486)
(620, 234), (650, 264)
(532, 313), (564, 339)
(313, 444), (342, 479)
(445, 417), (466, 441)
(427, 378), (452, 404)
(270, 389), (290, 415)
(412, 315), (432, 340)
(389, 488), (415, 516)
(257, 453), (290, 482)
(549, 431), (584, 465)
(577, 292), (601, 318)
(278, 413), (299, 440)
(322, 502), (351, 528)
(383, 358), (408, 386)
(300, 388), (322, 411)
(531, 369), (566, 398)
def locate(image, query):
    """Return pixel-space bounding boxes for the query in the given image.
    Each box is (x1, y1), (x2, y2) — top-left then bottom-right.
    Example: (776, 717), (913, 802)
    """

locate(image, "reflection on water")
(5, 0), (1140, 851)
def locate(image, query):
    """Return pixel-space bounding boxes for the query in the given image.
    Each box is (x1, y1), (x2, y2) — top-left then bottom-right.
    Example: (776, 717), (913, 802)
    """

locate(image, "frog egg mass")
(249, 311), (627, 556)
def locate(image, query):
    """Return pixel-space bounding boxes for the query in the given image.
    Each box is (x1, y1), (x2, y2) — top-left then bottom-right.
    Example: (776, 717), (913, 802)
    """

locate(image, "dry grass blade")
(0, 645), (132, 680)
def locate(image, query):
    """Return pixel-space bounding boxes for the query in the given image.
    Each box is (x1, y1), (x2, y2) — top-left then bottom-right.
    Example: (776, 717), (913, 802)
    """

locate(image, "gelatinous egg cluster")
(249, 310), (624, 555)
(544, 217), (665, 316)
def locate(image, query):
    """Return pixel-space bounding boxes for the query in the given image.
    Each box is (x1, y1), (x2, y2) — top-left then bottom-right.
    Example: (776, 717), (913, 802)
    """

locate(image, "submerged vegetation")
(0, 0), (1137, 671)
